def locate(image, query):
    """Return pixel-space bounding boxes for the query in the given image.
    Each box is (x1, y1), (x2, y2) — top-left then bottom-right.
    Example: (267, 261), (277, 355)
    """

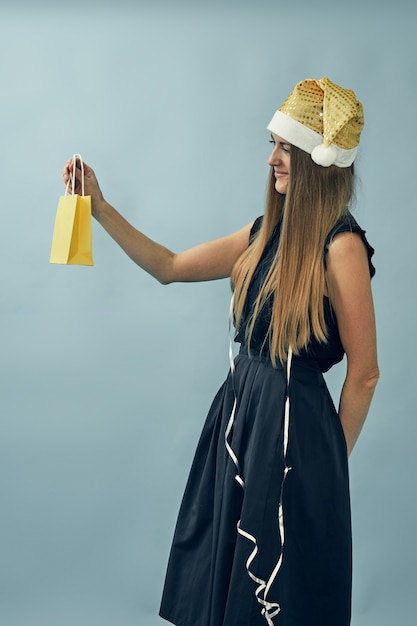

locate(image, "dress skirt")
(159, 350), (352, 626)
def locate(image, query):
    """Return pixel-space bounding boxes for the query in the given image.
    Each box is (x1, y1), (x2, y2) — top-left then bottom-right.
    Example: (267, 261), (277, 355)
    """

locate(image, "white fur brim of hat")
(267, 110), (357, 168)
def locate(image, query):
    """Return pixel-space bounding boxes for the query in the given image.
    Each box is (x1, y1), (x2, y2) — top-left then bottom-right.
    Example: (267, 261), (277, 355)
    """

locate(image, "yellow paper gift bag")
(49, 154), (94, 266)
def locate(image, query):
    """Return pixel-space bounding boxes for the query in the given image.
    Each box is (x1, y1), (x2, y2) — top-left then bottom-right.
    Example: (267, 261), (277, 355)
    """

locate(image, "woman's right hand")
(62, 157), (105, 216)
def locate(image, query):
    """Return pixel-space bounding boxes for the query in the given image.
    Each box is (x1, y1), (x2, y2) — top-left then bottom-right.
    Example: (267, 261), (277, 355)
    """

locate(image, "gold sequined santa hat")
(267, 77), (364, 167)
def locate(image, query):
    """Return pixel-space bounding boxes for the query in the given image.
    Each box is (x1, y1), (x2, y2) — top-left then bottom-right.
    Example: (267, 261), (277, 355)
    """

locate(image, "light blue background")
(1, 1), (415, 625)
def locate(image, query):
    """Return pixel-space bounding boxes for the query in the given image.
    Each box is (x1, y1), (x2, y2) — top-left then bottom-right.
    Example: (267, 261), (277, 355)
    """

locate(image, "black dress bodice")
(234, 213), (375, 372)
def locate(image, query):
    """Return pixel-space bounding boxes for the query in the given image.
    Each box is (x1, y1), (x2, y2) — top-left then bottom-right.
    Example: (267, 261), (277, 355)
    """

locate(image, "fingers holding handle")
(62, 155), (104, 212)
(62, 155), (84, 195)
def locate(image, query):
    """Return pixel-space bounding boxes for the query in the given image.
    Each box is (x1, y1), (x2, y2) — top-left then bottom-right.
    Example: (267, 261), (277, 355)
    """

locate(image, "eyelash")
(269, 140), (290, 154)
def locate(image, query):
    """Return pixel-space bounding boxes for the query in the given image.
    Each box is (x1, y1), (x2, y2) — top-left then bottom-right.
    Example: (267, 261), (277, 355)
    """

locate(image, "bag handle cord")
(66, 153), (85, 197)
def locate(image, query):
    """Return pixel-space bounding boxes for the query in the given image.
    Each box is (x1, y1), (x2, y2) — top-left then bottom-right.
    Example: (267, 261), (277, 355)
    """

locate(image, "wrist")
(92, 196), (108, 220)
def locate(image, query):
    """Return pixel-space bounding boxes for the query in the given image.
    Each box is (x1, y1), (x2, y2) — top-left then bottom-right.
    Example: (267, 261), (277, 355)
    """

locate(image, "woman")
(63, 77), (379, 626)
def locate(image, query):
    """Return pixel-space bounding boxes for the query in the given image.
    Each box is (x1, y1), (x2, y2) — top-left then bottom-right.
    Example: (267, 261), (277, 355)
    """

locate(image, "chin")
(275, 183), (288, 194)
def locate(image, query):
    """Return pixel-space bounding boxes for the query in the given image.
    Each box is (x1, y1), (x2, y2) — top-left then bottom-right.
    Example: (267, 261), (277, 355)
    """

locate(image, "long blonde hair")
(231, 145), (355, 366)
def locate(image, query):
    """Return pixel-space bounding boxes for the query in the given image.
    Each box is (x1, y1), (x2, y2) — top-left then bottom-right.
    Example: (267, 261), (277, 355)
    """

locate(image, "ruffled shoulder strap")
(324, 212), (376, 277)
(251, 212), (375, 276)
(249, 215), (263, 243)
(249, 215), (282, 245)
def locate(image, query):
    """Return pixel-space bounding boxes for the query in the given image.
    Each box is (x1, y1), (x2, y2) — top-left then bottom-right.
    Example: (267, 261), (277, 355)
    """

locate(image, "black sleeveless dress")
(159, 213), (375, 626)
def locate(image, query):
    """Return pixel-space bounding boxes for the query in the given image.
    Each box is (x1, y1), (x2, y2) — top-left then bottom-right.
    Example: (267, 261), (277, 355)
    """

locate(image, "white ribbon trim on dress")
(226, 293), (293, 625)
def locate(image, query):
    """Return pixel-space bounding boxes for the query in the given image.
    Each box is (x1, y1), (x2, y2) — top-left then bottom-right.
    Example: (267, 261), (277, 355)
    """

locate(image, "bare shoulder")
(327, 230), (368, 263)
(326, 230), (370, 283)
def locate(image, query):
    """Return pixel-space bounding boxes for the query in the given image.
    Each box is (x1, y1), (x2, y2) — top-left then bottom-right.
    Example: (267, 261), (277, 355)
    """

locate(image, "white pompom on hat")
(267, 77), (364, 168)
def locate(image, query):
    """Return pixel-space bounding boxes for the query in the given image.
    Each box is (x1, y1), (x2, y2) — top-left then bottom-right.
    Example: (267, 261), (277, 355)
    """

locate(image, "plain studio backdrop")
(0, 1), (415, 625)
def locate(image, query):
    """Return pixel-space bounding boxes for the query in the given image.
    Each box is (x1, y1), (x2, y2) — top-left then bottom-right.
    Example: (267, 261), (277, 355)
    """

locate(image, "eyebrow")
(270, 134), (291, 148)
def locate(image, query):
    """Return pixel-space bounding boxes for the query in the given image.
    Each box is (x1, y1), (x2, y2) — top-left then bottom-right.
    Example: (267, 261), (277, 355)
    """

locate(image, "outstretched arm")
(63, 158), (253, 284)
(326, 231), (379, 457)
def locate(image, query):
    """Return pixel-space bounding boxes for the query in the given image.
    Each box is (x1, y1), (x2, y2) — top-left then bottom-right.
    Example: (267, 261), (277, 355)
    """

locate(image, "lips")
(274, 171), (288, 177)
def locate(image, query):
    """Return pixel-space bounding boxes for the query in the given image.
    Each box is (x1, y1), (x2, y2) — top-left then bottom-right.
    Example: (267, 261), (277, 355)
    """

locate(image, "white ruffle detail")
(227, 293), (294, 625)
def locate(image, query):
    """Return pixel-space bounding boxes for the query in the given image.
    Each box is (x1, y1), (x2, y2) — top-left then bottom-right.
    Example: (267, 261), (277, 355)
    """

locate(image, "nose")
(268, 145), (283, 166)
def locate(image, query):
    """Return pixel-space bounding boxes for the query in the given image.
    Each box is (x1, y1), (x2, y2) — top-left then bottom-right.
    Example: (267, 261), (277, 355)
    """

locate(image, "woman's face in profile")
(268, 133), (291, 194)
